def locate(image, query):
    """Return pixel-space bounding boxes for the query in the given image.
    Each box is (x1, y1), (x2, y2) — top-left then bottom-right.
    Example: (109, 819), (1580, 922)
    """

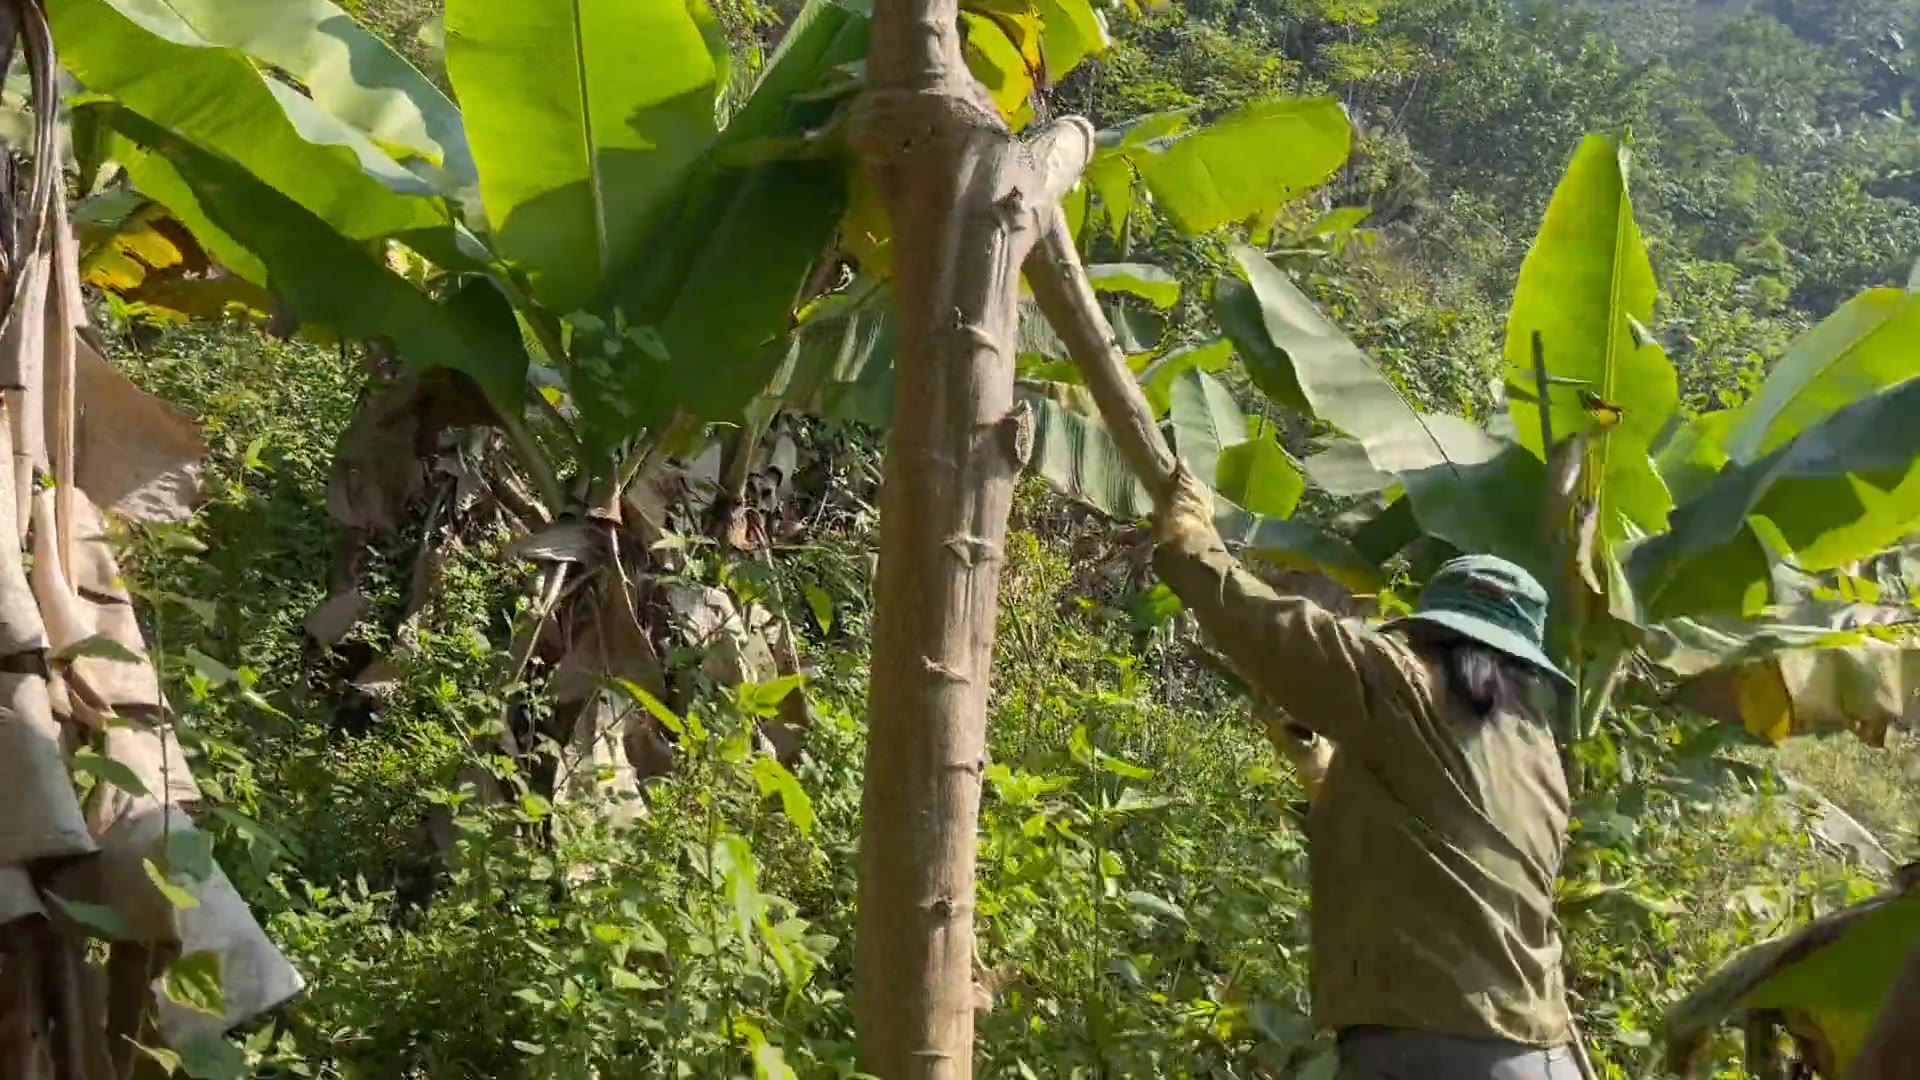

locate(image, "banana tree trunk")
(0, 4), (301, 1071)
(851, 0), (1091, 1072)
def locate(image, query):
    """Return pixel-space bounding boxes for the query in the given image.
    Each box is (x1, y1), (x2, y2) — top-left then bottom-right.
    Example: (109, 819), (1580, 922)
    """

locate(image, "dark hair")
(1445, 641), (1541, 719)
(1403, 624), (1541, 720)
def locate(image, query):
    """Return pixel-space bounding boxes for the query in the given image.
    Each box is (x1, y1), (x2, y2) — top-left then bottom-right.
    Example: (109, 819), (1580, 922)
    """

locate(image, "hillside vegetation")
(20, 0), (1920, 1076)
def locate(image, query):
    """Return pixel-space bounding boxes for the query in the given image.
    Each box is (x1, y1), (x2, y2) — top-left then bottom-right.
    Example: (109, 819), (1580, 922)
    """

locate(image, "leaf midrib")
(570, 0), (609, 279)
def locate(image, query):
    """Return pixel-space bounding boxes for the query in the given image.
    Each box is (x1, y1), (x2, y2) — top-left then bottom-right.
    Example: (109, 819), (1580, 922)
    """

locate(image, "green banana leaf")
(1099, 98), (1352, 235)
(1165, 367), (1306, 521)
(91, 0), (472, 189)
(1023, 381), (1377, 588)
(89, 105), (528, 414)
(1663, 876), (1920, 1079)
(1630, 373), (1920, 619)
(1503, 134), (1677, 540)
(1218, 243), (1502, 476)
(48, 0), (444, 241)
(570, 159), (848, 446)
(1723, 290), (1920, 464)
(1653, 408), (1737, 507)
(1024, 393), (1153, 521)
(1033, 0), (1108, 78)
(445, 0), (729, 311)
(1087, 263), (1182, 309)
(764, 279), (897, 430)
(1138, 339), (1234, 418)
(1166, 368), (1247, 492)
(1080, 111), (1189, 241)
(1216, 434), (1306, 520)
(567, 0), (874, 445)
(1401, 445), (1554, 583)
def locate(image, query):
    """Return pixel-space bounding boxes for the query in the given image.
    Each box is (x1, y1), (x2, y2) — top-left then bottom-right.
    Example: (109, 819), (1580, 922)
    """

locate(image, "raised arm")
(1150, 465), (1382, 744)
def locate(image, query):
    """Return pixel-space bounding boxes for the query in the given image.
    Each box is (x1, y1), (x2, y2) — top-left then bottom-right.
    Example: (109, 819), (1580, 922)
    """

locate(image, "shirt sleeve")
(1153, 525), (1387, 747)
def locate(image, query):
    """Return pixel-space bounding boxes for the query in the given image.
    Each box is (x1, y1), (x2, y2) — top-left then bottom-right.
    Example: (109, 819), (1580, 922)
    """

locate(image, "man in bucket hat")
(1152, 465), (1583, 1079)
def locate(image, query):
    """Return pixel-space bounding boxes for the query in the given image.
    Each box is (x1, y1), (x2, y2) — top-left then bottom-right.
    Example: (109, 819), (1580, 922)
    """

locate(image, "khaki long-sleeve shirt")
(1154, 527), (1573, 1047)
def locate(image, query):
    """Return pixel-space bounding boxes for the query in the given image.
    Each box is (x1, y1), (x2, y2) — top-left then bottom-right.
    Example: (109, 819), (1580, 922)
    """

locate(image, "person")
(1151, 465), (1585, 1079)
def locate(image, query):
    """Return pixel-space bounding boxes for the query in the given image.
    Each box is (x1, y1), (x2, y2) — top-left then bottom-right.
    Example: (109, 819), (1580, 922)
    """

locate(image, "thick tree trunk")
(852, 0), (1090, 1074)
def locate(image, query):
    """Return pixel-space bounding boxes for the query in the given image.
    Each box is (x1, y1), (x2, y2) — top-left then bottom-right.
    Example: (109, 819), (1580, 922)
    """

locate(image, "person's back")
(1307, 632), (1570, 1044)
(1149, 465), (1584, 1078)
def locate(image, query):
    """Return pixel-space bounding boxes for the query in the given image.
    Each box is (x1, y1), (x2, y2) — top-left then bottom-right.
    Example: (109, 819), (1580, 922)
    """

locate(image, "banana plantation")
(1, 0), (1919, 1075)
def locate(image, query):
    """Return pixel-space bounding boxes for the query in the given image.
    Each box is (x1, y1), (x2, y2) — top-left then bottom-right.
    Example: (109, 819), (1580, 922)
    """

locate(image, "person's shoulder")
(1356, 626), (1444, 706)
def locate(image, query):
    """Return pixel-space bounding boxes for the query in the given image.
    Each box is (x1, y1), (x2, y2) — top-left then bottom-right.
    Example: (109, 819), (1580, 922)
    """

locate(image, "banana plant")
(1036, 130), (1920, 758)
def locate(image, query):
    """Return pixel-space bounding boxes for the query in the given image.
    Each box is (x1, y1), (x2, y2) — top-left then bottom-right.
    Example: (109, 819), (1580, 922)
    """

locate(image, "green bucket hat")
(1387, 554), (1573, 689)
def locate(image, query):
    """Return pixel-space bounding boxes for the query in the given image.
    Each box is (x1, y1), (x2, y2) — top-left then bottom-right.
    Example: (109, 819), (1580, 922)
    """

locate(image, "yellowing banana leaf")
(1663, 876), (1920, 1079)
(1503, 134), (1677, 540)
(1105, 98), (1351, 235)
(1646, 600), (1920, 744)
(961, 11), (1036, 125)
(446, 0), (726, 311)
(91, 105), (529, 414)
(49, 0), (445, 241)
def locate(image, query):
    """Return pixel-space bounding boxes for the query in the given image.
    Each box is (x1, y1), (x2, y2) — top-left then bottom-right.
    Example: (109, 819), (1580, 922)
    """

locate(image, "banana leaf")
(445, 0), (729, 310)
(1664, 873), (1920, 1080)
(1503, 134), (1677, 540)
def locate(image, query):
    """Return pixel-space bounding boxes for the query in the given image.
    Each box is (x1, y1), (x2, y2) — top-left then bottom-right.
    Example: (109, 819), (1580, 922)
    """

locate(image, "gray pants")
(1336, 1026), (1582, 1080)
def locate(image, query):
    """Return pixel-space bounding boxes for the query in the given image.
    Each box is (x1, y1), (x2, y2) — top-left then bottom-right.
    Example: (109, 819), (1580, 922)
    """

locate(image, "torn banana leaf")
(1648, 604), (1920, 745)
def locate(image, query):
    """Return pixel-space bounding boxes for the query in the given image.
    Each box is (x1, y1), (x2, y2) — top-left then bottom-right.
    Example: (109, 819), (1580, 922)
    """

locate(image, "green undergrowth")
(108, 322), (1901, 1077)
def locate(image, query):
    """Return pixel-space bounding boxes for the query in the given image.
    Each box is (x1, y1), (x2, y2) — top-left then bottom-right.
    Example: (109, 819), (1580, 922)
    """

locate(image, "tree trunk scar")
(998, 401), (1034, 467)
(921, 656), (969, 683)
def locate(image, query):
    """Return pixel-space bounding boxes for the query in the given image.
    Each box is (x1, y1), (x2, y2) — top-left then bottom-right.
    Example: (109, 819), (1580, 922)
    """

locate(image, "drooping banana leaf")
(444, 0), (728, 311)
(47, 0), (445, 240)
(1503, 134), (1678, 540)
(88, 104), (528, 413)
(1663, 875), (1920, 1080)
(78, 0), (472, 189)
(763, 278), (897, 430)
(1647, 602), (1920, 744)
(1024, 392), (1152, 521)
(1723, 290), (1920, 465)
(1216, 243), (1502, 478)
(1630, 373), (1920, 619)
